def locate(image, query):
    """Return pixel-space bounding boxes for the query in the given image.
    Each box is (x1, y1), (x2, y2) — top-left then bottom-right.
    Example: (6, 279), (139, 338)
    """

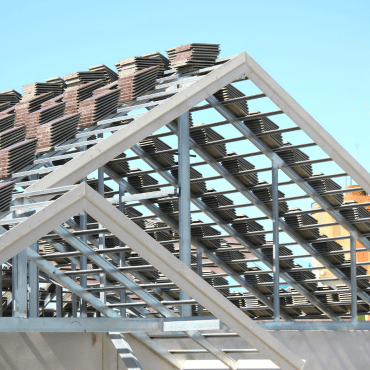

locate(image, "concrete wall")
(0, 330), (369, 370)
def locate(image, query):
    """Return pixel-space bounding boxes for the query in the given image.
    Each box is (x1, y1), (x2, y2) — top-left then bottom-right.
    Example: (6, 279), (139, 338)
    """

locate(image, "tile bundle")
(0, 113), (16, 132)
(128, 252), (159, 281)
(337, 266), (369, 288)
(191, 219), (222, 250)
(277, 141), (313, 178)
(16, 101), (66, 138)
(158, 198), (179, 221)
(216, 243), (247, 272)
(127, 168), (160, 192)
(22, 82), (64, 101)
(107, 153), (130, 175)
(44, 77), (67, 89)
(243, 294), (273, 317)
(307, 172), (343, 206)
(63, 71), (105, 88)
(252, 180), (289, 214)
(203, 271), (229, 297)
(231, 214), (266, 246)
(88, 64), (118, 83)
(78, 89), (120, 128)
(287, 264), (317, 292)
(63, 80), (105, 115)
(338, 201), (370, 233)
(117, 66), (159, 103)
(145, 219), (175, 253)
(284, 208), (321, 240)
(171, 165), (207, 195)
(0, 125), (26, 150)
(166, 43), (220, 72)
(221, 152), (258, 187)
(311, 236), (344, 265)
(36, 113), (80, 153)
(115, 52), (169, 78)
(214, 85), (249, 117)
(261, 245), (295, 269)
(0, 90), (22, 106)
(244, 114), (284, 149)
(139, 137), (175, 168)
(0, 138), (38, 179)
(0, 181), (15, 211)
(201, 188), (236, 221)
(190, 124), (227, 159)
(0, 102), (12, 112)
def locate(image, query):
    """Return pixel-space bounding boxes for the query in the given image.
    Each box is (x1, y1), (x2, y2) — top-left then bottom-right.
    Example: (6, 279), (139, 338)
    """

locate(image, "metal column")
(56, 285), (63, 317)
(12, 250), (27, 318)
(28, 242), (39, 317)
(272, 161), (280, 321)
(196, 249), (203, 316)
(119, 184), (126, 317)
(351, 234), (358, 322)
(79, 209), (88, 317)
(178, 111), (191, 317)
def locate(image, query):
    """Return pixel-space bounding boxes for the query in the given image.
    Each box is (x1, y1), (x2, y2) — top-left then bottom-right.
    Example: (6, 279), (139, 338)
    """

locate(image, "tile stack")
(229, 292), (247, 311)
(22, 82), (64, 100)
(0, 125), (26, 150)
(158, 198), (179, 221)
(128, 252), (159, 281)
(252, 180), (289, 214)
(107, 153), (130, 176)
(0, 181), (15, 211)
(166, 43), (220, 72)
(284, 208), (320, 240)
(244, 114), (284, 149)
(277, 141), (312, 178)
(287, 264), (317, 292)
(337, 266), (370, 289)
(319, 286), (348, 314)
(145, 219), (175, 253)
(0, 102), (12, 112)
(44, 77), (67, 89)
(243, 294), (273, 318)
(63, 80), (105, 115)
(221, 152), (258, 187)
(216, 243), (247, 272)
(201, 188), (236, 221)
(139, 137), (176, 168)
(339, 201), (370, 233)
(115, 53), (168, 78)
(0, 90), (22, 106)
(261, 245), (295, 269)
(190, 124), (227, 159)
(78, 89), (120, 128)
(290, 289), (322, 315)
(307, 172), (343, 206)
(16, 101), (66, 138)
(311, 236), (344, 265)
(171, 165), (207, 195)
(124, 207), (146, 230)
(279, 290), (303, 316)
(191, 219), (222, 250)
(63, 69), (106, 88)
(36, 113), (80, 153)
(214, 85), (249, 117)
(203, 271), (229, 297)
(117, 66), (159, 103)
(127, 168), (160, 193)
(0, 138), (38, 179)
(88, 64), (118, 83)
(0, 112), (15, 132)
(231, 214), (266, 246)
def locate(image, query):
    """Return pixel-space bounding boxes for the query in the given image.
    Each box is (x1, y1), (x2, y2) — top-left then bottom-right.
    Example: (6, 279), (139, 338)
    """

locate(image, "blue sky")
(1, 0), (369, 271)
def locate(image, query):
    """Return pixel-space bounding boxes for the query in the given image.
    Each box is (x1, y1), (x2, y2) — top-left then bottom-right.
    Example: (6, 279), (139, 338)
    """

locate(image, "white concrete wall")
(0, 331), (369, 370)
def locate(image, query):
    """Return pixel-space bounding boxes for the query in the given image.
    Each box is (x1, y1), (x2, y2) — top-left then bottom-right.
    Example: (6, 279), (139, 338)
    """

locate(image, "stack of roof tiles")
(287, 265), (317, 292)
(0, 125), (26, 150)
(0, 181), (15, 211)
(171, 165), (207, 195)
(0, 111), (16, 132)
(107, 153), (130, 175)
(145, 219), (175, 253)
(115, 53), (169, 78)
(214, 85), (249, 117)
(63, 70), (106, 88)
(252, 180), (289, 214)
(203, 271), (229, 297)
(190, 124), (227, 159)
(216, 243), (247, 272)
(231, 214), (266, 246)
(88, 64), (118, 83)
(117, 66), (159, 103)
(158, 197), (179, 221)
(277, 141), (313, 178)
(0, 138), (37, 179)
(190, 219), (222, 250)
(0, 90), (22, 107)
(127, 168), (160, 193)
(36, 113), (80, 153)
(307, 172), (343, 206)
(338, 201), (370, 233)
(261, 244), (295, 269)
(166, 43), (220, 71)
(44, 77), (67, 89)
(284, 208), (320, 240)
(63, 80), (105, 115)
(22, 82), (64, 100)
(139, 137), (175, 168)
(221, 152), (258, 187)
(78, 89), (120, 128)
(311, 236), (344, 265)
(244, 114), (284, 149)
(201, 189), (236, 221)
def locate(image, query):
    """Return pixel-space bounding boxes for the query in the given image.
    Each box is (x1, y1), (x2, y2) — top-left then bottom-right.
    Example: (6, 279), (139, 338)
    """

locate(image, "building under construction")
(0, 43), (369, 369)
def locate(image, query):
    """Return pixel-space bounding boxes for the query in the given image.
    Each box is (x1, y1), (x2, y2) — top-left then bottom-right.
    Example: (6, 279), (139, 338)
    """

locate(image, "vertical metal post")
(0, 263), (2, 317)
(350, 234), (358, 322)
(178, 111), (191, 317)
(80, 209), (88, 317)
(98, 138), (107, 308)
(197, 249), (203, 316)
(13, 250), (27, 318)
(272, 161), (280, 322)
(56, 285), (63, 317)
(119, 184), (126, 317)
(28, 242), (39, 317)
(71, 261), (78, 317)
